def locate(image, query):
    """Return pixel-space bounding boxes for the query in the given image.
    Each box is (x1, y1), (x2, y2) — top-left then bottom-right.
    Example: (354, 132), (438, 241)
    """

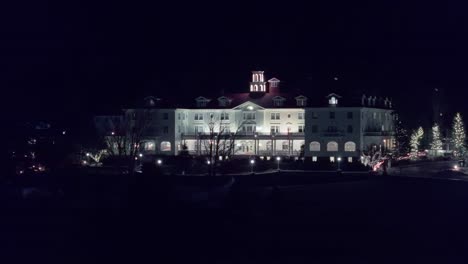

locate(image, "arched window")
(144, 141), (155, 151)
(327, 141), (338, 152)
(344, 141), (356, 152)
(254, 84), (258, 91)
(309, 141), (320, 151)
(161, 141), (171, 151)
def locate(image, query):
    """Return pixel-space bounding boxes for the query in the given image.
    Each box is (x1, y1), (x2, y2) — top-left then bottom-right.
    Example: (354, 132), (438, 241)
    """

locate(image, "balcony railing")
(181, 131), (305, 139)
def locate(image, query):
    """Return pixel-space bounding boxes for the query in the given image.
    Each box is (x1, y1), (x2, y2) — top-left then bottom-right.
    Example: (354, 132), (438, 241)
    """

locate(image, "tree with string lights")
(451, 113), (466, 157)
(430, 123), (443, 153)
(410, 126), (424, 158)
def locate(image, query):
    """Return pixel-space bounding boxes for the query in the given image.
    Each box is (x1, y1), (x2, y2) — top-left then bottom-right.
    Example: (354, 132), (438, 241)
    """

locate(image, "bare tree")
(99, 109), (152, 168)
(200, 113), (246, 175)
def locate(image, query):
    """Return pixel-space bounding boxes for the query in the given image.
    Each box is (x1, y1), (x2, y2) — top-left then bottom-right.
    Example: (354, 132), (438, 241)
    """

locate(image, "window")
(194, 113), (203, 121)
(382, 125), (385, 131)
(347, 112), (353, 119)
(373, 112), (377, 119)
(347, 125), (353, 133)
(209, 113), (214, 119)
(163, 113), (169, 120)
(178, 113), (181, 120)
(177, 126), (181, 133)
(329, 97), (338, 105)
(195, 125), (204, 133)
(163, 126), (169, 134)
(218, 97), (230, 107)
(330, 112), (335, 119)
(144, 141), (155, 151)
(270, 125), (280, 133)
(344, 141), (356, 152)
(243, 112), (255, 120)
(312, 112), (318, 119)
(197, 101), (208, 107)
(298, 112), (304, 120)
(296, 98), (307, 106)
(330, 156), (336, 163)
(271, 113), (280, 120)
(298, 125), (304, 133)
(327, 141), (338, 152)
(282, 141), (289, 150)
(288, 114), (291, 118)
(348, 157), (353, 163)
(220, 125), (230, 133)
(273, 99), (284, 107)
(309, 142), (320, 151)
(160, 141), (171, 151)
(242, 125), (255, 133)
(327, 126), (338, 132)
(312, 156), (317, 162)
(311, 125), (318, 133)
(220, 113), (229, 120)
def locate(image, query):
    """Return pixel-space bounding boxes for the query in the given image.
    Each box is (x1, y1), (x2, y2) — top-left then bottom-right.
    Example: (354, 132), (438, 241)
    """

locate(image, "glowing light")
(247, 106), (254, 110)
(250, 159), (255, 164)
(454, 165), (459, 170)
(62, 131), (66, 135)
(134, 157), (138, 160)
(86, 153), (90, 157)
(207, 160), (211, 165)
(157, 159), (162, 165)
(111, 132), (115, 135)
(276, 157), (281, 161)
(82, 160), (87, 165)
(139, 153), (143, 157)
(337, 157), (342, 162)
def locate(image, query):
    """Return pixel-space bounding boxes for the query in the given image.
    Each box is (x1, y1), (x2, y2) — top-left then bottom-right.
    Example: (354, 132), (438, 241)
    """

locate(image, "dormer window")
(273, 96), (285, 107)
(295, 95), (307, 107)
(217, 96), (231, 107)
(326, 93), (342, 107)
(195, 96), (210, 108)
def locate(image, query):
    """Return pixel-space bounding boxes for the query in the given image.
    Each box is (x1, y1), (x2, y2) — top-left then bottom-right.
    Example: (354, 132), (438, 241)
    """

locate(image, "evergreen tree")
(452, 113), (466, 157)
(430, 123), (443, 151)
(395, 120), (410, 155)
(410, 126), (424, 156)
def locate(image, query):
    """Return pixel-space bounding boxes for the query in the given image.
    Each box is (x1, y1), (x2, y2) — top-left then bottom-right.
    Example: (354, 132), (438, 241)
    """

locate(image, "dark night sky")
(2, 1), (468, 130)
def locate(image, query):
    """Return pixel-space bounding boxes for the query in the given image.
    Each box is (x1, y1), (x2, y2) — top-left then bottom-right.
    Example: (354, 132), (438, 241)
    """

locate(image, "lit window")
(330, 156), (336, 163)
(348, 157), (353, 163)
(144, 142), (155, 151)
(329, 97), (338, 105)
(344, 141), (356, 152)
(327, 141), (338, 152)
(312, 156), (317, 162)
(282, 141), (289, 150)
(309, 141), (320, 151)
(298, 112), (304, 120)
(161, 141), (171, 151)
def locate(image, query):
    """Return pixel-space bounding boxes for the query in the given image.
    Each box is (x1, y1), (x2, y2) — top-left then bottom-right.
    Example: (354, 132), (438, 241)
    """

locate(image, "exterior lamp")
(337, 157), (342, 171)
(157, 159), (162, 165)
(250, 159), (255, 173)
(276, 156), (281, 170)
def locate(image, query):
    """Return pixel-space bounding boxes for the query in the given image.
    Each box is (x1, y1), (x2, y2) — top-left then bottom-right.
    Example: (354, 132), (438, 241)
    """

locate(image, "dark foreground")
(2, 173), (468, 263)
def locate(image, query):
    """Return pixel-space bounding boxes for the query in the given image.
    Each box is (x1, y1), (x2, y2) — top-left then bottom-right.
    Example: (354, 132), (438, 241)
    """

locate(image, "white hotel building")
(96, 71), (396, 163)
